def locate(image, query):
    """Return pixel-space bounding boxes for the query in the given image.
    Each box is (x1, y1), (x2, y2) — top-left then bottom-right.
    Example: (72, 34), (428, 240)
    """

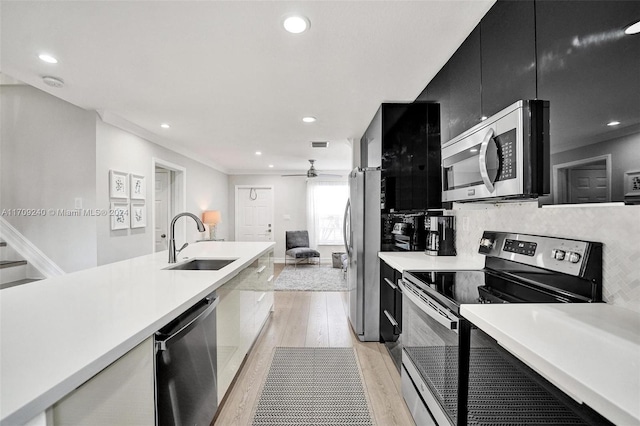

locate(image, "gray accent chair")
(285, 230), (320, 268)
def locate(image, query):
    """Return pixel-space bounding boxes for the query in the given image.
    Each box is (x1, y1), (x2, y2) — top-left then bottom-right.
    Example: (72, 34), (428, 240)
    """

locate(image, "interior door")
(155, 170), (170, 252)
(569, 168), (609, 203)
(236, 187), (274, 242)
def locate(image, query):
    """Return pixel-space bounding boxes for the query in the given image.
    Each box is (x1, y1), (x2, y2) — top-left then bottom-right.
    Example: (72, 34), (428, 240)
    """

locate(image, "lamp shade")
(202, 210), (221, 225)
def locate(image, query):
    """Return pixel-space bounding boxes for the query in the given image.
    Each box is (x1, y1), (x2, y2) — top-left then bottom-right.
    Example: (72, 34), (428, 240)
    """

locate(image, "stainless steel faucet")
(168, 212), (206, 263)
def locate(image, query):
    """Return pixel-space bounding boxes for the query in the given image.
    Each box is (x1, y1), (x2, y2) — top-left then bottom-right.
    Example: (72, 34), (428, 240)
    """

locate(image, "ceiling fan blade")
(281, 173), (307, 177)
(317, 173), (343, 178)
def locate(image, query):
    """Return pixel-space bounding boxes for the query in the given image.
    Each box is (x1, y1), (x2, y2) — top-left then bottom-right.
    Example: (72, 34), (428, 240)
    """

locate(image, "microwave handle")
(478, 128), (497, 193)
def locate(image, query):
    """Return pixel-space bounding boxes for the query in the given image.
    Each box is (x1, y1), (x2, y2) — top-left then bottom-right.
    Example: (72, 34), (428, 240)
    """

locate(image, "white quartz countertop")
(461, 303), (640, 425)
(378, 251), (484, 272)
(0, 241), (274, 426)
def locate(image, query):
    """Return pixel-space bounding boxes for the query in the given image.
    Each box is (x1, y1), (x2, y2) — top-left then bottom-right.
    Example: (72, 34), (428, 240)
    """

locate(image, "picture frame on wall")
(130, 174), (146, 200)
(624, 170), (640, 197)
(130, 203), (147, 228)
(111, 202), (130, 230)
(109, 170), (129, 199)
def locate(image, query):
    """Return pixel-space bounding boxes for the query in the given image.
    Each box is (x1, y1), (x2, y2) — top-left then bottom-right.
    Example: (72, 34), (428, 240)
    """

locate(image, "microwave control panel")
(494, 129), (516, 181)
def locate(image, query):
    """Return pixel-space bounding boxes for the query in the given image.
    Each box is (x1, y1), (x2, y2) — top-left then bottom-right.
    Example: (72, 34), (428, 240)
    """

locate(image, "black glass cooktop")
(404, 269), (575, 315)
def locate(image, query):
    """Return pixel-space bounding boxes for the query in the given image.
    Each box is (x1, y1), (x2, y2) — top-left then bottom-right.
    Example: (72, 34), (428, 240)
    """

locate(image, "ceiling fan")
(282, 159), (342, 179)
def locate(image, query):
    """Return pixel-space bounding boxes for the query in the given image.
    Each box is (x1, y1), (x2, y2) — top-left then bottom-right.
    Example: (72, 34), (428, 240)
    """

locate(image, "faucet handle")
(176, 242), (189, 255)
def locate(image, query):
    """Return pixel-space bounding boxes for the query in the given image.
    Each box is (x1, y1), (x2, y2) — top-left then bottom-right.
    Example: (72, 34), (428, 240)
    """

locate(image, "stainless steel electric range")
(399, 231), (612, 426)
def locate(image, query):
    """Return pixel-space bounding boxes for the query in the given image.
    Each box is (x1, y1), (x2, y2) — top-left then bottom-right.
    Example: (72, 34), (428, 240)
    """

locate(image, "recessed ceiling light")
(624, 20), (640, 35)
(268, 164), (274, 168)
(283, 15), (310, 34)
(38, 53), (58, 64)
(481, 116), (488, 121)
(161, 123), (170, 129)
(255, 151), (262, 156)
(607, 121), (621, 126)
(302, 116), (316, 123)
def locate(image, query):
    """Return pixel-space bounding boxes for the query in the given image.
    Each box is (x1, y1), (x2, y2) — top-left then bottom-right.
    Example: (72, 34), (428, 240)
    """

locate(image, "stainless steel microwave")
(441, 100), (549, 202)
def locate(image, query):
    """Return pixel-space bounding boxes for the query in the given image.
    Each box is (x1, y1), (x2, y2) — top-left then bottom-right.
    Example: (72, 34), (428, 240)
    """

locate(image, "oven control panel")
(503, 239), (537, 256)
(479, 231), (602, 278)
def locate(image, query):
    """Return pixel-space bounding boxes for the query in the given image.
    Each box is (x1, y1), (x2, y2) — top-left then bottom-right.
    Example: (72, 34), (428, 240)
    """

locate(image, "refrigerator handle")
(343, 199), (351, 256)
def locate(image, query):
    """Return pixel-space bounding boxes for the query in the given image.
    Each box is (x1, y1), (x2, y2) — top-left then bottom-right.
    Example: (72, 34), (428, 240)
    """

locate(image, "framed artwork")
(111, 202), (130, 230)
(624, 170), (640, 197)
(130, 203), (147, 228)
(130, 174), (146, 200)
(109, 170), (129, 199)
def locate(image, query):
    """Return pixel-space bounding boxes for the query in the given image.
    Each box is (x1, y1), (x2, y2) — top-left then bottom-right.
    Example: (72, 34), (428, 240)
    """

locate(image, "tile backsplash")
(452, 202), (640, 313)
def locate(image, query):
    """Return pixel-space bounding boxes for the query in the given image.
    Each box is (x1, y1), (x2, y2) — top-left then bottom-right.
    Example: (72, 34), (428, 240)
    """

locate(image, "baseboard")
(0, 217), (65, 278)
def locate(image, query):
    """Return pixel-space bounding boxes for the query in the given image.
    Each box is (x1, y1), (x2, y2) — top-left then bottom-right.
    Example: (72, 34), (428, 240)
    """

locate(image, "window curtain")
(307, 179), (348, 247)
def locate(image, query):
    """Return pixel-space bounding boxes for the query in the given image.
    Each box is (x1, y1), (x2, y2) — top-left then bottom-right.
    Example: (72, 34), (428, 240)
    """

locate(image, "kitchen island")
(0, 241), (275, 426)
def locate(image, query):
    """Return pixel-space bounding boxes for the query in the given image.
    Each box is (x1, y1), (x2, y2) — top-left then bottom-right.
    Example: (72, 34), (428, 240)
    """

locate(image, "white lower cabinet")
(51, 337), (155, 425)
(217, 249), (274, 403)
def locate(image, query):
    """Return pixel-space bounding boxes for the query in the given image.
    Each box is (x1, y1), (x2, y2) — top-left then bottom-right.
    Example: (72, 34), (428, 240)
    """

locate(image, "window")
(307, 180), (348, 246)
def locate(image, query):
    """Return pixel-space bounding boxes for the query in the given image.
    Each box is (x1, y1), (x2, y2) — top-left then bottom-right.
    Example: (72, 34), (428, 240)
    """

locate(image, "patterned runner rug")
(252, 347), (374, 425)
(274, 264), (347, 291)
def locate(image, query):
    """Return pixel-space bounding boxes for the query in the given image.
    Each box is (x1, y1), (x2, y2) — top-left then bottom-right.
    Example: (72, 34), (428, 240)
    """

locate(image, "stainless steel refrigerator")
(343, 167), (380, 341)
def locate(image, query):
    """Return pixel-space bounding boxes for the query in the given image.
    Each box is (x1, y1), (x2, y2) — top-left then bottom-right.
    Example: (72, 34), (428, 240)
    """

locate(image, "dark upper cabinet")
(363, 103), (442, 212)
(448, 25), (482, 140)
(536, 1), (640, 203)
(480, 0), (536, 118)
(417, 63), (451, 144)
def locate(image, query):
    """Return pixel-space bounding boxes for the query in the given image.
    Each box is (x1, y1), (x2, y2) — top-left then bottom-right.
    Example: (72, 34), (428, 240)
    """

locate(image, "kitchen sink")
(166, 258), (238, 271)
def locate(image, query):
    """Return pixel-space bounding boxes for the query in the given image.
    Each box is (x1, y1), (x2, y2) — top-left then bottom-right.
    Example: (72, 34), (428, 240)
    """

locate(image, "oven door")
(465, 325), (612, 426)
(399, 278), (464, 426)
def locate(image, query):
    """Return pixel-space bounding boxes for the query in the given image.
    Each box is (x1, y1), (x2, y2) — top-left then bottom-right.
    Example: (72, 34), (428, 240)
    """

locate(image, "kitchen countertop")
(0, 241), (274, 426)
(378, 251), (484, 272)
(461, 303), (640, 425)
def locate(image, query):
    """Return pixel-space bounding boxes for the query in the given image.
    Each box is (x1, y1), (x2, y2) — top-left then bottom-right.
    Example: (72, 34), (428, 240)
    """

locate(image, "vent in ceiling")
(311, 141), (329, 148)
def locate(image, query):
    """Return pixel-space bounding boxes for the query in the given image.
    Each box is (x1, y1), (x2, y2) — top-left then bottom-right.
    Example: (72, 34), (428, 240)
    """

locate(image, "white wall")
(1, 84), (98, 272)
(96, 120), (228, 265)
(228, 175), (345, 262)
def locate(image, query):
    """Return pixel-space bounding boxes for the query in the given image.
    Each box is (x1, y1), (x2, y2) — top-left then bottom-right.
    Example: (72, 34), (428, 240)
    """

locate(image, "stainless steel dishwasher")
(155, 292), (219, 426)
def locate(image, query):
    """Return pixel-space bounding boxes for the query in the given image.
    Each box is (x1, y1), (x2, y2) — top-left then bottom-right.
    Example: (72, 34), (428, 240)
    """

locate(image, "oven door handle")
(400, 280), (459, 333)
(478, 127), (497, 193)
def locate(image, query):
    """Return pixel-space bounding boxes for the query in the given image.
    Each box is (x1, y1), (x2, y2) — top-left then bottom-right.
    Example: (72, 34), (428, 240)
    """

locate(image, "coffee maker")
(425, 215), (456, 256)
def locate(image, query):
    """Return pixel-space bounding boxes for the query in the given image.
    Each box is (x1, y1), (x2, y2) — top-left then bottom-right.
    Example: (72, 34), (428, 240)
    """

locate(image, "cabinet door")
(418, 64), (450, 145)
(379, 261), (400, 342)
(448, 25), (482, 139)
(536, 1), (640, 170)
(481, 0), (536, 117)
(52, 338), (155, 425)
(216, 275), (243, 402)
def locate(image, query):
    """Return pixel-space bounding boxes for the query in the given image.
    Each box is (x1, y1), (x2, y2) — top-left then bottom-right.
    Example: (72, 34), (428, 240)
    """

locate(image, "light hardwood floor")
(214, 284), (414, 425)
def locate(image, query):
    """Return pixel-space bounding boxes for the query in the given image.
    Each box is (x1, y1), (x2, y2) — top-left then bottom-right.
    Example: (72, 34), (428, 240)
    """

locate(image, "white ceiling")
(1, 0), (494, 175)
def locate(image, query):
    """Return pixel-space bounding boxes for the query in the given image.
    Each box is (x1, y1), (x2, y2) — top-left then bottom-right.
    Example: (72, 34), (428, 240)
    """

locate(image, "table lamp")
(202, 210), (221, 240)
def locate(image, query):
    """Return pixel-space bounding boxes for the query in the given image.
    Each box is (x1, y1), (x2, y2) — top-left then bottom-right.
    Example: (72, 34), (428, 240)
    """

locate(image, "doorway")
(235, 186), (274, 242)
(553, 155), (611, 204)
(152, 158), (186, 252)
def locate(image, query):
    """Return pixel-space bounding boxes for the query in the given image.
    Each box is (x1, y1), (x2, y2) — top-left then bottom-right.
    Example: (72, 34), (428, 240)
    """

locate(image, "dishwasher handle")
(155, 296), (219, 352)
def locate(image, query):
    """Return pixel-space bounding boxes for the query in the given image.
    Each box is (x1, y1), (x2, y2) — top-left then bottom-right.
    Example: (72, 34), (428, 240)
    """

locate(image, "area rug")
(274, 265), (347, 291)
(252, 347), (374, 426)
